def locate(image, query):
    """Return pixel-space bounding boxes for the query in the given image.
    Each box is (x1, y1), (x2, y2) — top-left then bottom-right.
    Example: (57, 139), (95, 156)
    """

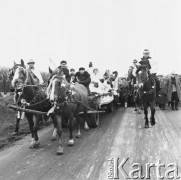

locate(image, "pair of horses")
(10, 60), (90, 155)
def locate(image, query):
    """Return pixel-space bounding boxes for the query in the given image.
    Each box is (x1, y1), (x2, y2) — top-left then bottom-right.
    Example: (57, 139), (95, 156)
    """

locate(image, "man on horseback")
(27, 59), (44, 85)
(133, 49), (156, 128)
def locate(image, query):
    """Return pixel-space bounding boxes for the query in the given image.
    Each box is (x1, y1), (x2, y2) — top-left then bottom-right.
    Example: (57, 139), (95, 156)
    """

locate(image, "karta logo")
(107, 158), (180, 179)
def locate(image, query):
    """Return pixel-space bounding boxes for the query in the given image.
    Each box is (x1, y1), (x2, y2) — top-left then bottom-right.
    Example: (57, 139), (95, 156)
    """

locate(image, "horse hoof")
(33, 140), (40, 148)
(151, 121), (156, 126)
(12, 131), (18, 135)
(51, 136), (57, 141)
(29, 139), (35, 148)
(76, 134), (81, 138)
(84, 127), (89, 131)
(68, 139), (74, 146)
(144, 124), (149, 128)
(57, 146), (64, 155)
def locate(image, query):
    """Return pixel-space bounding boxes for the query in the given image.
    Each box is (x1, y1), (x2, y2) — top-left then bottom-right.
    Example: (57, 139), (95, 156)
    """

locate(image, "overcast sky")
(0, 0), (181, 76)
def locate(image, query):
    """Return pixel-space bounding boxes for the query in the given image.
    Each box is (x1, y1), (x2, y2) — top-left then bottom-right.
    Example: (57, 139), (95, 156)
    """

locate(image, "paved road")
(0, 107), (181, 180)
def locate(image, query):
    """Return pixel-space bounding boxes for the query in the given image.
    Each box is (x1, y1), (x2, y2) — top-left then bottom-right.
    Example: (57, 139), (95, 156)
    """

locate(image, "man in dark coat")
(58, 60), (70, 82)
(75, 67), (91, 94)
(166, 72), (181, 110)
(134, 49), (152, 75)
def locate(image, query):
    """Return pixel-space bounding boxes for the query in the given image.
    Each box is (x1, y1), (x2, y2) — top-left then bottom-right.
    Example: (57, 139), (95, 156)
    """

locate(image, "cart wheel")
(107, 102), (114, 113)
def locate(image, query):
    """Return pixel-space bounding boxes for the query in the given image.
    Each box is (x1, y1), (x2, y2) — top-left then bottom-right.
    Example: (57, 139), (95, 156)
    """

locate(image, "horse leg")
(26, 113), (35, 148)
(144, 104), (149, 128)
(84, 108), (89, 131)
(32, 115), (41, 148)
(55, 114), (63, 155)
(76, 115), (81, 138)
(150, 102), (156, 126)
(12, 111), (21, 135)
(51, 114), (57, 141)
(68, 114), (74, 146)
(14, 118), (20, 134)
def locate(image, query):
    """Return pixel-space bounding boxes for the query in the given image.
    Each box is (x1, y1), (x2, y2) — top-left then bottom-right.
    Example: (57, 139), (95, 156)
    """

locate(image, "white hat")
(143, 49), (150, 54)
(171, 71), (176, 75)
(27, 59), (35, 64)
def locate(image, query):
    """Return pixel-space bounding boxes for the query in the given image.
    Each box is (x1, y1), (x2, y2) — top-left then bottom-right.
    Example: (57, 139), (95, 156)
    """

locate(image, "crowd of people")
(25, 49), (181, 111)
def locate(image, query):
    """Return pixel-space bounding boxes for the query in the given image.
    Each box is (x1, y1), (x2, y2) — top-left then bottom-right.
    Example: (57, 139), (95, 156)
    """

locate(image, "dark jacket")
(58, 66), (70, 82)
(75, 71), (91, 87)
(139, 57), (151, 70)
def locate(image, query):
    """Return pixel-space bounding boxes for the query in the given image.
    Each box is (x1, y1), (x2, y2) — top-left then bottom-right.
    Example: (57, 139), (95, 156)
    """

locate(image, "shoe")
(172, 107), (175, 110)
(175, 107), (179, 110)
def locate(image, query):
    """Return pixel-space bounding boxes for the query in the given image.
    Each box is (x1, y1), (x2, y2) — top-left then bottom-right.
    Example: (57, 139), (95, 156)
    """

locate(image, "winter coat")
(166, 76), (181, 101)
(75, 71), (91, 87)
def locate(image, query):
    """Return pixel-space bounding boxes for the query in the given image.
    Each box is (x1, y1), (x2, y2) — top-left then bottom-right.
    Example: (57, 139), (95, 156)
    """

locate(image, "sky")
(0, 0), (181, 76)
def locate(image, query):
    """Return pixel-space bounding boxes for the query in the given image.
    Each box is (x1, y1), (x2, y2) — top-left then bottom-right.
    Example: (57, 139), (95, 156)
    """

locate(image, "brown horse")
(47, 70), (89, 154)
(135, 66), (157, 128)
(8, 61), (27, 134)
(10, 60), (57, 150)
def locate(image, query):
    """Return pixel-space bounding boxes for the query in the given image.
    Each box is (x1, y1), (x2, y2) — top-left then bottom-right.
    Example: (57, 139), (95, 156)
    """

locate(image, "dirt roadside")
(0, 94), (51, 150)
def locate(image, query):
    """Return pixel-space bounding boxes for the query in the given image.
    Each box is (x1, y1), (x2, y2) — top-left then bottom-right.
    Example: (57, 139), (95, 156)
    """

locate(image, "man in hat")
(75, 67), (91, 94)
(166, 71), (181, 110)
(133, 49), (152, 73)
(27, 59), (44, 85)
(139, 49), (152, 70)
(58, 60), (70, 82)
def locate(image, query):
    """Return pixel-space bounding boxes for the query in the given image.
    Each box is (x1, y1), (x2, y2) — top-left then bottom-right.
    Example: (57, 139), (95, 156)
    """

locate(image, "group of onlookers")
(157, 73), (181, 110)
(24, 55), (181, 110)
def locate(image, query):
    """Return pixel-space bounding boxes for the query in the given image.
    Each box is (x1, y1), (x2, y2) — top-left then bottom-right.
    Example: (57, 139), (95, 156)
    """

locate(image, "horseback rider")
(27, 59), (44, 85)
(134, 49), (152, 75)
(133, 49), (152, 87)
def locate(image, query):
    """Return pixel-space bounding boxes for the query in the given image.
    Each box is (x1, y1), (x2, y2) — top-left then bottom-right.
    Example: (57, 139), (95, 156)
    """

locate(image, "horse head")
(47, 72), (69, 103)
(10, 59), (28, 89)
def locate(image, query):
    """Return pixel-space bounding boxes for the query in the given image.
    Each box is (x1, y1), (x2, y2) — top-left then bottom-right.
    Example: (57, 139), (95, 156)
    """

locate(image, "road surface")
(0, 107), (181, 180)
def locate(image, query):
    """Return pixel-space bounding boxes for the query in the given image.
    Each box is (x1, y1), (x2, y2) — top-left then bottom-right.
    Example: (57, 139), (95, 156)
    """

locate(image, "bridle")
(48, 75), (72, 105)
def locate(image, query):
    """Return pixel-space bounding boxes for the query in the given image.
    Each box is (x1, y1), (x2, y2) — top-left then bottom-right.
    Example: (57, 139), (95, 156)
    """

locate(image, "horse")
(47, 69), (90, 154)
(135, 66), (157, 128)
(10, 59), (56, 150)
(8, 61), (27, 134)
